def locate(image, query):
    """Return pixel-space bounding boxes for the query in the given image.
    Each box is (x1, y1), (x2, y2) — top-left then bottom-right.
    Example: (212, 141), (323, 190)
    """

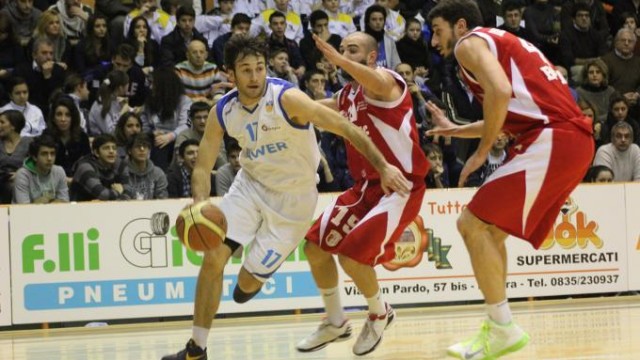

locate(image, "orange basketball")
(176, 201), (227, 251)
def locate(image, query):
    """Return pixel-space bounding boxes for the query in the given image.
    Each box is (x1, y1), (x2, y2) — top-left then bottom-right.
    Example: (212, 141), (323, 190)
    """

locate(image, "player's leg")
(447, 209), (529, 360)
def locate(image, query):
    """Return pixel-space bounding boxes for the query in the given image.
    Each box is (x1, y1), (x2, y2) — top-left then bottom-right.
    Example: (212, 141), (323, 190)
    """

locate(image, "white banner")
(337, 185), (629, 306)
(625, 183), (640, 291)
(0, 207), (11, 326)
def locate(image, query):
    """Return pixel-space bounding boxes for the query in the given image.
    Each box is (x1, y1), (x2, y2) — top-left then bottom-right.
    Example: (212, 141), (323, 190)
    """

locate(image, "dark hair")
(572, 2), (591, 18)
(0, 109), (26, 134)
(620, 11), (638, 25)
(231, 13), (252, 29)
(48, 96), (83, 140)
(405, 17), (422, 31)
(0, 12), (18, 45)
(99, 70), (130, 119)
(179, 138), (200, 157)
(583, 165), (614, 182)
(365, 4), (387, 23)
(126, 132), (152, 150)
(577, 99), (598, 120)
(146, 67), (185, 121)
(125, 16), (156, 66)
(113, 43), (136, 62)
(224, 34), (268, 71)
(309, 9), (329, 27)
(7, 76), (28, 94)
(189, 101), (211, 119)
(501, 0), (524, 15)
(609, 92), (629, 111)
(269, 11), (286, 24)
(427, 0), (484, 29)
(92, 133), (117, 152)
(226, 140), (242, 156)
(63, 73), (86, 94)
(84, 15), (113, 66)
(114, 112), (142, 146)
(29, 134), (58, 158)
(422, 142), (443, 156)
(177, 5), (196, 20)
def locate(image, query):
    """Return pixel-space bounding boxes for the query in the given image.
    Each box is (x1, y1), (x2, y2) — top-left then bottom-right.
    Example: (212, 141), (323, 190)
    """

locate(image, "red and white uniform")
(456, 27), (594, 249)
(306, 70), (429, 265)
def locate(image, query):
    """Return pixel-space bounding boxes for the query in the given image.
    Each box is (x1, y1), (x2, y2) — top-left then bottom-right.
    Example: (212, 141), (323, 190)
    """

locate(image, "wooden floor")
(1, 296), (639, 359)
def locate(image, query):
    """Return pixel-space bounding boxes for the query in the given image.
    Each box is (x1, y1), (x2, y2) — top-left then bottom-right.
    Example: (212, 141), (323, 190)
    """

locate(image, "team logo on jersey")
(265, 100), (274, 113)
(261, 124), (281, 132)
(382, 216), (452, 271)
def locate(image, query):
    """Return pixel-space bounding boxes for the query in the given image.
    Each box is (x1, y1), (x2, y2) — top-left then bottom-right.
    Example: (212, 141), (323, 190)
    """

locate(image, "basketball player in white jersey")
(162, 34), (412, 360)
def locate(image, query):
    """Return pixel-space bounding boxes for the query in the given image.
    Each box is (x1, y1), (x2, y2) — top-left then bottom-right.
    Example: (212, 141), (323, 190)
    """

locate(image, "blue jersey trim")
(269, 77), (309, 130)
(215, 89), (239, 132)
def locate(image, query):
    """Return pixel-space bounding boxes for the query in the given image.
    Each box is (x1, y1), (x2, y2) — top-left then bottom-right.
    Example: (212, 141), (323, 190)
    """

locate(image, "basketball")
(176, 201), (227, 251)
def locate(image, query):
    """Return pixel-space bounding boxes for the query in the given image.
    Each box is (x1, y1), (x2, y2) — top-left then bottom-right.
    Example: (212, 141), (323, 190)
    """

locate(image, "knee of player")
(303, 240), (324, 261)
(337, 254), (359, 273)
(233, 285), (260, 304)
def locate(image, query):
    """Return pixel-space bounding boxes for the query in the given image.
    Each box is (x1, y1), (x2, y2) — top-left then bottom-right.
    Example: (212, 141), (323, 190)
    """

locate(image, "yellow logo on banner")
(636, 235), (640, 250)
(540, 197), (602, 250)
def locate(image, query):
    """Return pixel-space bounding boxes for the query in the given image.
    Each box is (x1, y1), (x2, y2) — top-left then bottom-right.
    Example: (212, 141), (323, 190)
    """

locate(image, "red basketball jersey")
(455, 27), (593, 136)
(337, 70), (429, 182)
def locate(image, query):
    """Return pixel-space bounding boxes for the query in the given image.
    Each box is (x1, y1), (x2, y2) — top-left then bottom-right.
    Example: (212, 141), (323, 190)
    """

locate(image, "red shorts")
(305, 179), (426, 266)
(468, 126), (594, 249)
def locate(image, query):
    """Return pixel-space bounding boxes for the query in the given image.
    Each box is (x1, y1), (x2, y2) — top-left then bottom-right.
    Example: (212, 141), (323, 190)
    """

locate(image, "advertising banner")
(337, 185), (629, 306)
(625, 183), (640, 291)
(0, 207), (11, 326)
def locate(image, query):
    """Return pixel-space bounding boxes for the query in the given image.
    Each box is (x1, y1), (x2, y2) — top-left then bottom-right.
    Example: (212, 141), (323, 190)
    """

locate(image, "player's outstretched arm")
(282, 88), (411, 196)
(192, 105), (225, 202)
(425, 101), (484, 138)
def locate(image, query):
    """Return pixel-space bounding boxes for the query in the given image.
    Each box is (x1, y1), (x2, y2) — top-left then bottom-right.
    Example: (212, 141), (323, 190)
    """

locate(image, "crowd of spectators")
(1, 0), (639, 205)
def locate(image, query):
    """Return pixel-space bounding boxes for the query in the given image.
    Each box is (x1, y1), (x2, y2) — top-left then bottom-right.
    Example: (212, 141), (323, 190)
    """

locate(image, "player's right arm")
(425, 101), (484, 138)
(192, 105), (224, 203)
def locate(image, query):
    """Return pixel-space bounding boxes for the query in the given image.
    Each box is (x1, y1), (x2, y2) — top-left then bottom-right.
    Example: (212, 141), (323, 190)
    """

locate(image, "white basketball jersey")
(216, 78), (321, 193)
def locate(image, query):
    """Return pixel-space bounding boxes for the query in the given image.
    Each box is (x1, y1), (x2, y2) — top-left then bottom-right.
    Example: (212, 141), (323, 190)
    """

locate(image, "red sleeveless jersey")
(455, 27), (593, 137)
(337, 70), (428, 182)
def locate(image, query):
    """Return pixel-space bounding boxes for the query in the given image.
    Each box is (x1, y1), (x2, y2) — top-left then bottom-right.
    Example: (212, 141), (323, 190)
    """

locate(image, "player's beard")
(339, 59), (368, 82)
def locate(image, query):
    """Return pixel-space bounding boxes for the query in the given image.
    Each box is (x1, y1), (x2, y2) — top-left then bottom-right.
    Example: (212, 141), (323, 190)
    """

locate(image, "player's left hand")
(380, 164), (412, 196)
(458, 150), (487, 187)
(313, 34), (345, 67)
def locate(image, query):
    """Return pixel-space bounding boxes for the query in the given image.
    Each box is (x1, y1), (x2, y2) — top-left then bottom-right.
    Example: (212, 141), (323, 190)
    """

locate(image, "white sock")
(486, 300), (512, 325)
(320, 287), (346, 326)
(366, 289), (386, 316)
(192, 326), (209, 348)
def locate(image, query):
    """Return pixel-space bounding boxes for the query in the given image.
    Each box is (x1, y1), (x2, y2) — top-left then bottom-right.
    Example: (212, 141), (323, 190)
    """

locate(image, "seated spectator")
(559, 2), (608, 84)
(319, 0), (357, 39)
(48, 0), (93, 46)
(174, 101), (225, 167)
(396, 18), (430, 81)
(577, 99), (605, 148)
(195, 0), (234, 49)
(561, 0), (610, 43)
(603, 94), (640, 146)
(299, 10), (341, 70)
(14, 38), (66, 118)
(211, 13), (251, 69)
(0, 77), (46, 137)
(601, 28), (640, 107)
(88, 70), (131, 136)
(43, 96), (91, 179)
(1, 0), (42, 46)
(524, 0), (560, 64)
(422, 142), (449, 189)
(160, 6), (208, 66)
(73, 15), (113, 76)
(301, 69), (331, 100)
(114, 112), (142, 161)
(61, 73), (90, 132)
(466, 134), (509, 186)
(0, 109), (32, 203)
(593, 121), (640, 181)
(232, 0), (264, 18)
(167, 138), (214, 198)
(576, 59), (616, 124)
(583, 164), (614, 183)
(620, 12), (640, 56)
(30, 10), (72, 69)
(175, 40), (232, 104)
(126, 132), (168, 199)
(267, 48), (298, 85)
(363, 4), (401, 69)
(93, 0), (132, 46)
(497, 0), (535, 44)
(314, 54), (343, 93)
(71, 133), (133, 201)
(0, 11), (26, 98)
(214, 141), (241, 196)
(251, 0), (304, 44)
(141, 67), (191, 170)
(395, 63), (440, 142)
(266, 11), (305, 78)
(360, 0), (406, 41)
(339, 0), (373, 24)
(123, 0), (176, 44)
(13, 134), (69, 203)
(125, 16), (160, 71)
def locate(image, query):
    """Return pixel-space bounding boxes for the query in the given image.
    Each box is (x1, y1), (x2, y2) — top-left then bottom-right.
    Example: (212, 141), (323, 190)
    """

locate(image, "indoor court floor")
(1, 295), (639, 359)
